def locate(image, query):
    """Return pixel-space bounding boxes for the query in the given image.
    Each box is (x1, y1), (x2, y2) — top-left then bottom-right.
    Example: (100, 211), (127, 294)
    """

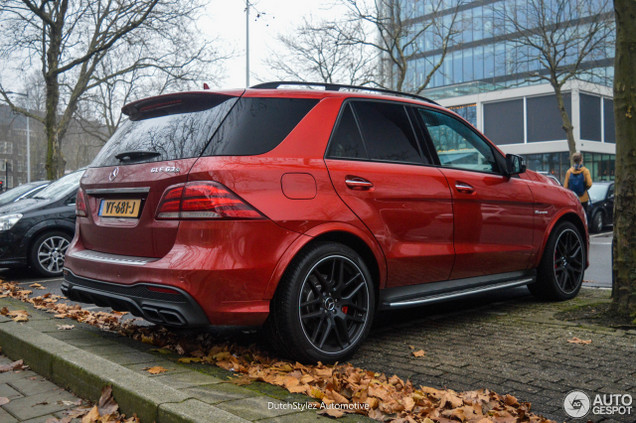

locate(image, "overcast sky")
(204, 0), (345, 88)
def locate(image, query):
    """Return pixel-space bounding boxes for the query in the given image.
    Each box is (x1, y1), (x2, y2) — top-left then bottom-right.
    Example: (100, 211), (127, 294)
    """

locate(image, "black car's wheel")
(529, 221), (585, 301)
(591, 211), (604, 233)
(29, 231), (71, 277)
(267, 242), (375, 363)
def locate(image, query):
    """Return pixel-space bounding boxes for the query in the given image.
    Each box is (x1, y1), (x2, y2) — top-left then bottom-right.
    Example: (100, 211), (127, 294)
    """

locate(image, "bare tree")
(266, 18), (377, 85)
(75, 32), (228, 143)
(0, 0), (225, 178)
(498, 0), (614, 161)
(341, 0), (463, 93)
(611, 0), (636, 323)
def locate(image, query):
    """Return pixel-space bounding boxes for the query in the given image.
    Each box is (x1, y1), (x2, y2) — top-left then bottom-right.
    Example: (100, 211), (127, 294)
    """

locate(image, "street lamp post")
(246, 0), (250, 87)
(5, 91), (31, 183)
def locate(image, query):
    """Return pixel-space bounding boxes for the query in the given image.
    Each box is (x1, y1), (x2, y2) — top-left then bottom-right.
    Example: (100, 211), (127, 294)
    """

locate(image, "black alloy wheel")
(267, 243), (375, 363)
(530, 221), (585, 300)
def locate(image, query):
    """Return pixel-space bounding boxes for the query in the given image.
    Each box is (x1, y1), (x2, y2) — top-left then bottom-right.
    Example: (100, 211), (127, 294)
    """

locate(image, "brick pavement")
(0, 354), (86, 422)
(351, 288), (636, 422)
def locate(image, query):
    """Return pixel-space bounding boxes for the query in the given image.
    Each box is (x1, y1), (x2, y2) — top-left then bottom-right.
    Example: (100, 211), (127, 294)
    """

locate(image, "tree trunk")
(553, 82), (577, 162)
(611, 0), (636, 323)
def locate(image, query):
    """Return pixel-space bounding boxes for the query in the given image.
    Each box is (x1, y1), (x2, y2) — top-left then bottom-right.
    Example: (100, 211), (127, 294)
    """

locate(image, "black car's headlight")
(0, 214), (22, 231)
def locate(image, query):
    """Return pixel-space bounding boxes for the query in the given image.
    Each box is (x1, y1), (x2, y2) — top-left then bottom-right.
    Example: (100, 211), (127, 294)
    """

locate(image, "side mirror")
(505, 154), (526, 176)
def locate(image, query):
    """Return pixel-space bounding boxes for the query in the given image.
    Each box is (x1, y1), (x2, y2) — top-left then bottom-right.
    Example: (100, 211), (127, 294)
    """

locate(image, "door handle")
(345, 176), (374, 190)
(455, 182), (475, 194)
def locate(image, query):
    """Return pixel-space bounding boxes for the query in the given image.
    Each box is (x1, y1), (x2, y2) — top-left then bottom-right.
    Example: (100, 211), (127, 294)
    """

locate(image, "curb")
(0, 316), (249, 423)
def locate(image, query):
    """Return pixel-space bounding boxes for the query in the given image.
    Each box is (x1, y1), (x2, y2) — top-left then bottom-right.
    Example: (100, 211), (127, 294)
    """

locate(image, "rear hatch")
(78, 91), (241, 258)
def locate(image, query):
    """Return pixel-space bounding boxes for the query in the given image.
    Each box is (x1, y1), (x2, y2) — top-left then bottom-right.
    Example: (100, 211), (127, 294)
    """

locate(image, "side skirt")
(379, 270), (536, 310)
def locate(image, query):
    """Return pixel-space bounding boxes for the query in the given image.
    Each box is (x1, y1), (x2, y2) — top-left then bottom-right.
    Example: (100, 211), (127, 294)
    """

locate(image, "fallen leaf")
(97, 385), (118, 416)
(0, 397), (9, 406)
(412, 349), (425, 358)
(568, 337), (592, 345)
(81, 405), (100, 423)
(0, 359), (24, 373)
(57, 324), (75, 331)
(143, 366), (168, 375)
(30, 283), (46, 289)
(6, 309), (29, 322)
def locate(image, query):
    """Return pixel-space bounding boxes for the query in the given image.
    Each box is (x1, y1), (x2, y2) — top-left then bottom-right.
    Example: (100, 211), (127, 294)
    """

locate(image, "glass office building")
(395, 0), (616, 183)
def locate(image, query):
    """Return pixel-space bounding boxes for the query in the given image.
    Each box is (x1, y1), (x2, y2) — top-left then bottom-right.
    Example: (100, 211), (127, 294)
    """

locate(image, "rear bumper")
(63, 219), (303, 327)
(62, 269), (209, 327)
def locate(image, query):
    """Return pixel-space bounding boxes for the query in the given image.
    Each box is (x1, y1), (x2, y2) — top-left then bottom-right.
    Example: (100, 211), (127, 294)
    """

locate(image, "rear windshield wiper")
(115, 150), (161, 162)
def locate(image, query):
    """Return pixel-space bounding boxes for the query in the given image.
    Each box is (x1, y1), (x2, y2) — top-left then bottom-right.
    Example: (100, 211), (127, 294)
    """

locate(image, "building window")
(526, 94), (571, 142)
(0, 142), (13, 155)
(603, 98), (615, 143)
(448, 104), (477, 127)
(580, 93), (602, 141)
(483, 99), (524, 145)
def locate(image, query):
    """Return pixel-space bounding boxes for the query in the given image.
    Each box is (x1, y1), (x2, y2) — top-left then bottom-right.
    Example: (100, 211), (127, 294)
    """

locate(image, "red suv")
(63, 82), (588, 362)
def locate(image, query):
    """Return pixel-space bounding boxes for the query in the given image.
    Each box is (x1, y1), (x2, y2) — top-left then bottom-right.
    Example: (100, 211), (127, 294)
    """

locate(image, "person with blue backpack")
(564, 152), (593, 211)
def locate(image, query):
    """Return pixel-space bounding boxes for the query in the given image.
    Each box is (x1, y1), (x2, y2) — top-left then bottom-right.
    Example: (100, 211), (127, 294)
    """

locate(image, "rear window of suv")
(92, 94), (238, 167)
(92, 96), (318, 167)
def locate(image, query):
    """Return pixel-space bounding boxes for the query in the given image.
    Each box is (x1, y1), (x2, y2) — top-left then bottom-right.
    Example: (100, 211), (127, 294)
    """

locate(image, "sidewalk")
(0, 294), (360, 423)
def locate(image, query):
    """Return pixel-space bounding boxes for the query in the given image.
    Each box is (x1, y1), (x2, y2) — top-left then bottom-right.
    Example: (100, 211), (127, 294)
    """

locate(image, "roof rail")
(250, 81), (440, 106)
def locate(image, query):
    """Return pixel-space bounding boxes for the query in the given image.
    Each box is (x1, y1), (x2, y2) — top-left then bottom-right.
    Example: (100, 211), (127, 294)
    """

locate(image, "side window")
(204, 97), (318, 156)
(353, 101), (426, 165)
(326, 104), (368, 159)
(419, 108), (499, 173)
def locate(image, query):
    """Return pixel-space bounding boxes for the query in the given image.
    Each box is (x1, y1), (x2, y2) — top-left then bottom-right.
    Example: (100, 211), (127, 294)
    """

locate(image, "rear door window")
(326, 104), (368, 160)
(204, 97), (319, 156)
(326, 100), (430, 165)
(91, 95), (238, 167)
(354, 101), (425, 165)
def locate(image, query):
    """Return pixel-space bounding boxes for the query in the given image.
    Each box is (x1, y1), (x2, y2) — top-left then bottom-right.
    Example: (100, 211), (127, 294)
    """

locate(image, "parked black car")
(587, 181), (614, 233)
(0, 170), (83, 276)
(0, 180), (50, 208)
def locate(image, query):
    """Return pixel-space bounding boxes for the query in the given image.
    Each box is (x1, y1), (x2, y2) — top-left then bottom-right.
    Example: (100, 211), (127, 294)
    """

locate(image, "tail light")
(76, 188), (88, 217)
(156, 181), (263, 220)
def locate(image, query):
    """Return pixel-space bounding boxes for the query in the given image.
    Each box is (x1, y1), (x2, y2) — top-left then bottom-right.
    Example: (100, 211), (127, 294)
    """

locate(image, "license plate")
(99, 199), (142, 218)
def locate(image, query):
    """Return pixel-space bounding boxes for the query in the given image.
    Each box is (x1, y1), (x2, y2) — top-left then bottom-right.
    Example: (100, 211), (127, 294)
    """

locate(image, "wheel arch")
(25, 222), (75, 267)
(535, 211), (588, 268)
(264, 223), (386, 301)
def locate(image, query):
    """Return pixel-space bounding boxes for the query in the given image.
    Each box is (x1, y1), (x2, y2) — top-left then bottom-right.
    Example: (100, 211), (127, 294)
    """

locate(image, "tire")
(591, 211), (604, 233)
(29, 231), (72, 277)
(266, 242), (375, 363)
(529, 222), (585, 301)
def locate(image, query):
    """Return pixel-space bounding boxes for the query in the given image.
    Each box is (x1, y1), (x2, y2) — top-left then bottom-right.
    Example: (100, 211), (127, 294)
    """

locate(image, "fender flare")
(534, 209), (588, 268)
(263, 222), (387, 299)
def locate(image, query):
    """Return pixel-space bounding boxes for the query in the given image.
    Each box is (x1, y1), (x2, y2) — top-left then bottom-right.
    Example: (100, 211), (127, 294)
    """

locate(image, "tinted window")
(527, 94), (571, 142)
(326, 104), (367, 159)
(580, 94), (601, 141)
(352, 101), (423, 164)
(92, 95), (237, 167)
(419, 108), (499, 173)
(483, 99), (524, 145)
(204, 97), (318, 156)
